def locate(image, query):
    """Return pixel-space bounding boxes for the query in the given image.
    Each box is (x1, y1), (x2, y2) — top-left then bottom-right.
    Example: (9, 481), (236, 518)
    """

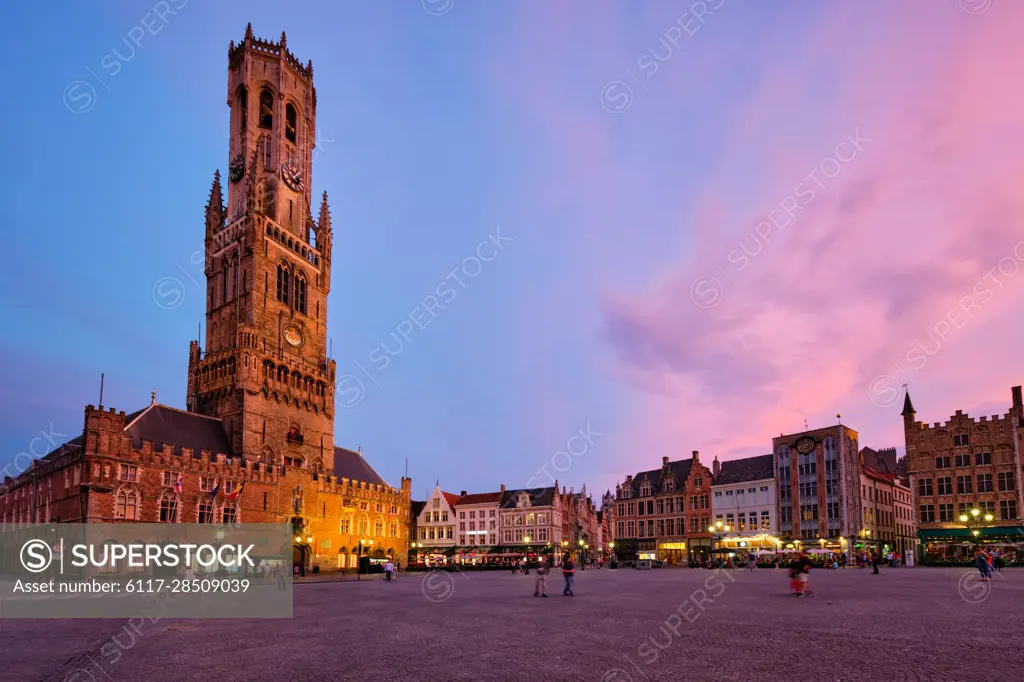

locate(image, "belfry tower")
(187, 25), (337, 473)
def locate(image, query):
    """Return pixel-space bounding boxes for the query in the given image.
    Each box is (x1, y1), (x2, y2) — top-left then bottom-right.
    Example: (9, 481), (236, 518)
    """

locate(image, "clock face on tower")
(284, 325), (303, 348)
(281, 162), (304, 192)
(796, 437), (816, 454)
(229, 154), (245, 183)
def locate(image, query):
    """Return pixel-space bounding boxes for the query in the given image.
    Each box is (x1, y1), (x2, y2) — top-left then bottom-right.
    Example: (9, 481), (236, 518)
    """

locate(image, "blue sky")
(3, 0), (1021, 502)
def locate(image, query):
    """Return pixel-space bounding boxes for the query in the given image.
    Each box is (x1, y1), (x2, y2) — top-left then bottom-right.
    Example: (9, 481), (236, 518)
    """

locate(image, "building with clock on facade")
(0, 25), (412, 574)
(773, 424), (863, 555)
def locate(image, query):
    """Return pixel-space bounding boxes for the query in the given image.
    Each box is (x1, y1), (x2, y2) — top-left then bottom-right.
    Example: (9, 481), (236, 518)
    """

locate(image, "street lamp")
(960, 507), (994, 542)
(858, 529), (872, 561)
(358, 538), (374, 581)
(293, 535), (313, 576)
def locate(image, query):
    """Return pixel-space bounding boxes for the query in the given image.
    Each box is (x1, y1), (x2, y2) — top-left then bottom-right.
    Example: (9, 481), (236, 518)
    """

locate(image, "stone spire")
(205, 170), (224, 237)
(901, 390), (916, 417)
(318, 191), (331, 233)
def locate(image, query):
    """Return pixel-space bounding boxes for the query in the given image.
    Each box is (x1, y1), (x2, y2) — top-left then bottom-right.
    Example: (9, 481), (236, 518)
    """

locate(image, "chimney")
(1012, 386), (1023, 423)
(460, 490), (467, 497)
(662, 456), (669, 466)
(500, 484), (505, 494)
(692, 450), (700, 464)
(713, 456), (721, 478)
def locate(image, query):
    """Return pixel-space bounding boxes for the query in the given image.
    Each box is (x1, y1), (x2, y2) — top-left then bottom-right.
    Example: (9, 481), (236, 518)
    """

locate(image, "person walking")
(872, 552), (880, 575)
(534, 557), (550, 597)
(748, 552), (757, 571)
(562, 554), (575, 597)
(383, 560), (393, 581)
(975, 547), (991, 581)
(789, 551), (813, 597)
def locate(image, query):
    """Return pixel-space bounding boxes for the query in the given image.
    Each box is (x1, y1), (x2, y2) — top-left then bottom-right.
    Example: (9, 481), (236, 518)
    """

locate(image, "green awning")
(918, 526), (1024, 540)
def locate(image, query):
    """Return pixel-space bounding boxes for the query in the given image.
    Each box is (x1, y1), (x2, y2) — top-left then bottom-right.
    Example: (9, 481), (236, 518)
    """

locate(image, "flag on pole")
(209, 478), (220, 499)
(225, 481), (245, 502)
(174, 473), (183, 494)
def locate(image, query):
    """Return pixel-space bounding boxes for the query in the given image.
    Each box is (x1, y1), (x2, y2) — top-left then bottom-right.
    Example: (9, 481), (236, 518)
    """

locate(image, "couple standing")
(534, 555), (576, 597)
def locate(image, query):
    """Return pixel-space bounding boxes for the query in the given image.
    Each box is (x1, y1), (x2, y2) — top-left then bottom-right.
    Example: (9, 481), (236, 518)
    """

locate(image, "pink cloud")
(486, 1), (1024, 479)
(601, 5), (1024, 459)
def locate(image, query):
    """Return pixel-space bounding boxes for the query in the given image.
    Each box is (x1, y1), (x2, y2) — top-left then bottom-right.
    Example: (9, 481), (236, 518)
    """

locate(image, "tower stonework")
(187, 24), (337, 473)
(1, 26), (412, 575)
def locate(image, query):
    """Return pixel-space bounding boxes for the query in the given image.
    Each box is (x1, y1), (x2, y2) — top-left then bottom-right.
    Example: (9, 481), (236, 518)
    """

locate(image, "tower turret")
(318, 191), (333, 289)
(205, 170), (224, 238)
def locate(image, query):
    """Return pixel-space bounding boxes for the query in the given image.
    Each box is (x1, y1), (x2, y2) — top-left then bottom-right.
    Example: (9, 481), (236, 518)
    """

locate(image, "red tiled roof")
(455, 492), (502, 505)
(863, 466), (895, 484)
(441, 491), (461, 507)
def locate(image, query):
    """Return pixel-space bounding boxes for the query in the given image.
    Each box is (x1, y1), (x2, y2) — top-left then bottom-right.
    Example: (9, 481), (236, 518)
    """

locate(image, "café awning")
(918, 526), (1024, 541)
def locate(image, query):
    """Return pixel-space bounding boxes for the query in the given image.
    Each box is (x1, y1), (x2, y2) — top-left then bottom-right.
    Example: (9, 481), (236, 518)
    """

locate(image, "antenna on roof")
(151, 389), (157, 405)
(99, 373), (105, 408)
(804, 419), (808, 430)
(405, 458), (408, 478)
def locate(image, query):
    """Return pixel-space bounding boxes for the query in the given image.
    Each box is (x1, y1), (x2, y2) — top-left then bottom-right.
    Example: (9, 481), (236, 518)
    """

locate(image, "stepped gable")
(627, 459), (694, 496)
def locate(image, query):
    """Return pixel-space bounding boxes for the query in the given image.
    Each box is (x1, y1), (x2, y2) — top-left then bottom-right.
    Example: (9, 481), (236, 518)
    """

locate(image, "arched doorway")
(292, 545), (310, 576)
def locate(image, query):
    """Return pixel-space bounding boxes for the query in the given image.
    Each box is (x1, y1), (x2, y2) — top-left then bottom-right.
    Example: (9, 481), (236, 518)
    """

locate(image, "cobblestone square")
(2, 567), (1021, 681)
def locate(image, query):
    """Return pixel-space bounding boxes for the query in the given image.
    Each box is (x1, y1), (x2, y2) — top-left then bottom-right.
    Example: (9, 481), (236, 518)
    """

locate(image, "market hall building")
(904, 386), (1024, 560)
(0, 26), (412, 575)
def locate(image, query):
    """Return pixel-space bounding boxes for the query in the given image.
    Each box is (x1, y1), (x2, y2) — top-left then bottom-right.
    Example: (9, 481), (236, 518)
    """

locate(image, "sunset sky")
(2, 0), (1022, 501)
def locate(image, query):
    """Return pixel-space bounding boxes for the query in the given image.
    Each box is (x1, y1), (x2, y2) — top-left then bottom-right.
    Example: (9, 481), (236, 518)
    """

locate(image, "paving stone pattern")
(1, 567), (1021, 681)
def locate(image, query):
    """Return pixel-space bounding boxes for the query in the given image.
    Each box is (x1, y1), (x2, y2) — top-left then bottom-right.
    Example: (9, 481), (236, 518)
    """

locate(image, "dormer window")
(639, 482), (652, 496)
(518, 493), (530, 508)
(664, 479), (676, 492)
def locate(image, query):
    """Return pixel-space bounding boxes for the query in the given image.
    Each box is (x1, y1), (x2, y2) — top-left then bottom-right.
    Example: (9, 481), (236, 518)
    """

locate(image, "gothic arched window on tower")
(259, 88), (273, 130)
(277, 265), (290, 305)
(276, 264), (291, 305)
(285, 103), (298, 143)
(238, 86), (248, 131)
(296, 276), (307, 315)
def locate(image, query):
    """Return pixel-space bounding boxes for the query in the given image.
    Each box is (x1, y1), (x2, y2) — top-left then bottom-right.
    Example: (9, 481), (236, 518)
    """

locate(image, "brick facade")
(612, 451), (714, 564)
(0, 26), (412, 574)
(903, 386), (1024, 541)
